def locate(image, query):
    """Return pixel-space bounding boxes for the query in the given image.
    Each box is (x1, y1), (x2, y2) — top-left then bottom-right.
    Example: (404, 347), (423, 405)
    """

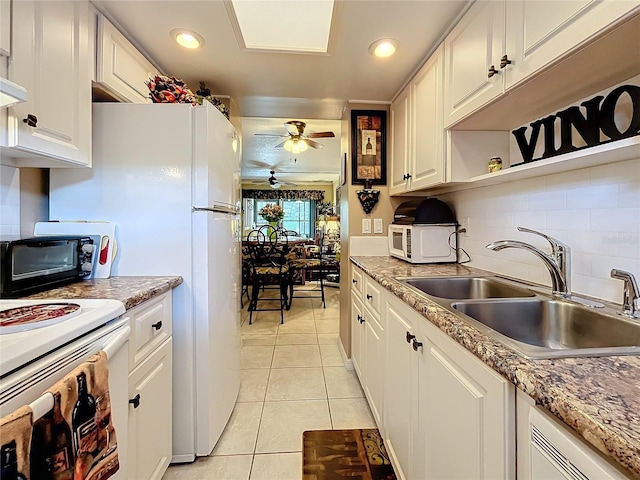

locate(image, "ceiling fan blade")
(273, 140), (288, 148)
(305, 139), (324, 149)
(285, 120), (305, 136)
(254, 133), (287, 137)
(279, 180), (297, 187)
(305, 131), (335, 138)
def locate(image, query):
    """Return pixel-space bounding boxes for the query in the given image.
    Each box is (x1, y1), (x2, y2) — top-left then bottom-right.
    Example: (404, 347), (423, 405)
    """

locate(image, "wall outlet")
(373, 218), (383, 234)
(362, 218), (372, 234)
(460, 217), (469, 237)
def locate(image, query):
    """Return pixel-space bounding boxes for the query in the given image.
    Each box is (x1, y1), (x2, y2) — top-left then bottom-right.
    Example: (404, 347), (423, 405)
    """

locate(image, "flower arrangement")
(195, 82), (230, 119)
(146, 75), (197, 105)
(259, 203), (285, 223)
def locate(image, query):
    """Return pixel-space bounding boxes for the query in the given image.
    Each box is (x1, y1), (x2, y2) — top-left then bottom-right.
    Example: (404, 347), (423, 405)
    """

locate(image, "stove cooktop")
(0, 298), (125, 376)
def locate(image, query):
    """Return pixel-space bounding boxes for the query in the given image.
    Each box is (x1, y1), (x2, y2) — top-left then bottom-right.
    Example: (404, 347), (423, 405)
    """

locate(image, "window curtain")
(242, 189), (325, 201)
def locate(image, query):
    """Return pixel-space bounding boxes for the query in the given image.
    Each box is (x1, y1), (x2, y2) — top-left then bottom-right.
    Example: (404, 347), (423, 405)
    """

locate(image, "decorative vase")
(268, 221), (278, 238)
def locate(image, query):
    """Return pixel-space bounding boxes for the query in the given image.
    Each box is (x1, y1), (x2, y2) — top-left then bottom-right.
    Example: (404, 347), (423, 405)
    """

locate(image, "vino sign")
(512, 84), (640, 165)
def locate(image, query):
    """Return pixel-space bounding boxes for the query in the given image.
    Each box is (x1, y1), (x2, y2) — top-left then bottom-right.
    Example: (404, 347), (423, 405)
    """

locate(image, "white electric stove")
(0, 298), (125, 377)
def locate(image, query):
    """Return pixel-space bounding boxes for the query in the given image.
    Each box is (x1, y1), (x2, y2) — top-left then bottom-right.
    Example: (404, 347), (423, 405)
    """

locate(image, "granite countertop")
(23, 276), (183, 310)
(351, 256), (640, 478)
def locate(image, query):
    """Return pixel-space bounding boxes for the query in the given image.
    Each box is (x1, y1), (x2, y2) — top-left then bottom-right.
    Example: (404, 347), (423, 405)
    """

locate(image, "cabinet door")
(351, 295), (365, 381)
(504, 0), (639, 90)
(384, 299), (416, 480)
(128, 339), (173, 480)
(389, 86), (411, 195)
(363, 305), (384, 428)
(419, 320), (515, 479)
(443, 0), (506, 127)
(96, 14), (156, 103)
(8, 0), (91, 166)
(409, 44), (445, 190)
(0, 0), (9, 56)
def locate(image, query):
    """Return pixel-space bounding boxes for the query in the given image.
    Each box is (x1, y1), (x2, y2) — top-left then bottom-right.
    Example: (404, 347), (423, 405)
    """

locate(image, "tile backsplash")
(441, 158), (640, 304)
(0, 165), (20, 240)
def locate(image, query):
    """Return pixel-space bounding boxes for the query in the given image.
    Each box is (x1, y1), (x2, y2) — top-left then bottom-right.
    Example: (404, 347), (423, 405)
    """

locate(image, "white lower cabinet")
(383, 298), (417, 480)
(381, 280), (515, 479)
(124, 292), (173, 480)
(351, 265), (385, 428)
(417, 314), (515, 479)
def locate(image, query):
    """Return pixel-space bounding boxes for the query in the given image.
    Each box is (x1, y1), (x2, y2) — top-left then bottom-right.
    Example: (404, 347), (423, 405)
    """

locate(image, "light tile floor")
(162, 286), (376, 480)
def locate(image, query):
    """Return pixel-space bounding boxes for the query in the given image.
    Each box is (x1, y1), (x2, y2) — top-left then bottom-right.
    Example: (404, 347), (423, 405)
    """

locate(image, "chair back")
(245, 225), (289, 273)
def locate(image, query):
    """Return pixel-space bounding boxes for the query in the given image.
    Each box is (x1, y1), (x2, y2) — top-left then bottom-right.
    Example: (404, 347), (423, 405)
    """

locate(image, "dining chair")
(286, 230), (327, 309)
(244, 225), (290, 324)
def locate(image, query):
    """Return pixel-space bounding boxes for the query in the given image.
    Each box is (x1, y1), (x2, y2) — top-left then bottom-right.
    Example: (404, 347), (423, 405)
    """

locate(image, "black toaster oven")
(0, 236), (94, 297)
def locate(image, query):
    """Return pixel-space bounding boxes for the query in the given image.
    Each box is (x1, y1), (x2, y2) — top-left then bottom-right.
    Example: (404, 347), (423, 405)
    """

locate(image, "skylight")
(229, 0), (334, 53)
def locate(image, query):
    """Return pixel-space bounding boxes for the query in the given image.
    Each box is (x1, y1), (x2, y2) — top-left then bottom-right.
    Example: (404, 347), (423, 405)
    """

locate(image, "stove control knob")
(81, 262), (93, 272)
(82, 244), (95, 254)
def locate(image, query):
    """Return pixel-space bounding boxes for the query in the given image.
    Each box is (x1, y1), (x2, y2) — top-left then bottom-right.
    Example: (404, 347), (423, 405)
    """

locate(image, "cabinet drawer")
(351, 266), (364, 298)
(125, 292), (172, 369)
(364, 277), (382, 316)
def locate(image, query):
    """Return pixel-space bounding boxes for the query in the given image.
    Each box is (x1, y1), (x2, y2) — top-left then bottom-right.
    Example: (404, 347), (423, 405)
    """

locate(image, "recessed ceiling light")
(369, 38), (399, 58)
(171, 28), (205, 49)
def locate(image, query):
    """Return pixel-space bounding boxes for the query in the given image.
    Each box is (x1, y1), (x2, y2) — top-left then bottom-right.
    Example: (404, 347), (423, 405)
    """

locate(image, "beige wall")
(339, 102), (400, 358)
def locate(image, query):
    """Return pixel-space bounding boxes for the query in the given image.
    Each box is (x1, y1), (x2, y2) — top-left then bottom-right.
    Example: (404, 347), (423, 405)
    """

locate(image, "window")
(245, 199), (316, 238)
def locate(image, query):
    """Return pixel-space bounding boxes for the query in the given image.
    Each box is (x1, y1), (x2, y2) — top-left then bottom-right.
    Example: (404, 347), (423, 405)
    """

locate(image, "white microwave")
(388, 224), (458, 264)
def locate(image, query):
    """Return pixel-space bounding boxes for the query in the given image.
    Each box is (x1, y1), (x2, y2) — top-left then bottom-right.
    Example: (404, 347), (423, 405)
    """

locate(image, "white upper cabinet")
(504, 0), (639, 90)
(95, 13), (157, 103)
(443, 0), (505, 128)
(0, 0), (10, 57)
(5, 0), (92, 167)
(443, 0), (640, 128)
(390, 44), (446, 195)
(390, 86), (410, 194)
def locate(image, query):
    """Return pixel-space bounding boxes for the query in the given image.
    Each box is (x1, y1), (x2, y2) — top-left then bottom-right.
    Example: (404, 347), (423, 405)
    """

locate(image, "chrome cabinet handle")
(406, 332), (415, 343)
(129, 394), (141, 409)
(152, 320), (163, 330)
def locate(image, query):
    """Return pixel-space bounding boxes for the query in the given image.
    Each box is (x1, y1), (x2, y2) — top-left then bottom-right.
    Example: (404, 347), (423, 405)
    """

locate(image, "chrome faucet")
(610, 269), (640, 319)
(486, 227), (571, 297)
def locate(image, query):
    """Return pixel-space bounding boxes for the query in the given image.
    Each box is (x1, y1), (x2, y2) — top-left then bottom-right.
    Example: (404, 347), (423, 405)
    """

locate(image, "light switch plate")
(374, 218), (383, 234)
(362, 218), (372, 234)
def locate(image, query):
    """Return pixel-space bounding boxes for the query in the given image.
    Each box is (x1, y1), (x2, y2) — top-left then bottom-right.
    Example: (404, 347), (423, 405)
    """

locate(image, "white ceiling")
(93, 0), (469, 183)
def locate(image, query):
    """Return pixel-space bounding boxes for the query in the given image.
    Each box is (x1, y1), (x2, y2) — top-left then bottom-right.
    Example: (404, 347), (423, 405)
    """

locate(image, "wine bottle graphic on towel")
(51, 391), (75, 478)
(1, 440), (27, 480)
(72, 372), (99, 458)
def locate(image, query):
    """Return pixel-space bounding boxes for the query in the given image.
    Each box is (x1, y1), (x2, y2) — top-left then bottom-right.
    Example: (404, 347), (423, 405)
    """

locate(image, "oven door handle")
(103, 326), (131, 359)
(28, 325), (131, 421)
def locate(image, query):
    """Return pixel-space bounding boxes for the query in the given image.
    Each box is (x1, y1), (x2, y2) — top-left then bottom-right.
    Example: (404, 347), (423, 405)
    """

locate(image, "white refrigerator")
(48, 102), (242, 463)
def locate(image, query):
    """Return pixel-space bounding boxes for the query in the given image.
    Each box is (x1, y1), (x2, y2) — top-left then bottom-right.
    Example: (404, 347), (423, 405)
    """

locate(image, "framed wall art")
(351, 110), (387, 185)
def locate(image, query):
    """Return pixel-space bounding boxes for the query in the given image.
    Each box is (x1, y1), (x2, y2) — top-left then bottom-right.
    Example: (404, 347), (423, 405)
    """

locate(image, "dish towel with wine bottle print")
(0, 351), (119, 480)
(0, 405), (33, 479)
(45, 350), (119, 480)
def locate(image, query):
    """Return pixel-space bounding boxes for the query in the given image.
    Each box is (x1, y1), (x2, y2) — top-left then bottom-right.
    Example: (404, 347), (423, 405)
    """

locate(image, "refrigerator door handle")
(192, 203), (239, 215)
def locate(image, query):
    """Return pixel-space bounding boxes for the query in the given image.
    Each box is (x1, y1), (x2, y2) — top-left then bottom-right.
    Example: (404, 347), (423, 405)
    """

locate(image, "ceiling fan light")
(298, 139), (309, 152)
(369, 38), (398, 58)
(283, 139), (295, 152)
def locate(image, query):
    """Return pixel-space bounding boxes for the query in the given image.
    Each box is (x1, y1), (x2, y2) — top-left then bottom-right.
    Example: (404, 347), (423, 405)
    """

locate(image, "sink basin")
(452, 299), (640, 358)
(400, 276), (535, 300)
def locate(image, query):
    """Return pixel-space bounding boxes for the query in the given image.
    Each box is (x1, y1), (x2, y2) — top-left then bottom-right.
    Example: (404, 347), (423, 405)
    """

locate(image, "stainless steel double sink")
(396, 276), (640, 359)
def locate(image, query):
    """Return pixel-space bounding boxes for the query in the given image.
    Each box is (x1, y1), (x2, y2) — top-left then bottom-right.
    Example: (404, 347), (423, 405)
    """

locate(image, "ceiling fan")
(265, 170), (297, 189)
(255, 120), (335, 152)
